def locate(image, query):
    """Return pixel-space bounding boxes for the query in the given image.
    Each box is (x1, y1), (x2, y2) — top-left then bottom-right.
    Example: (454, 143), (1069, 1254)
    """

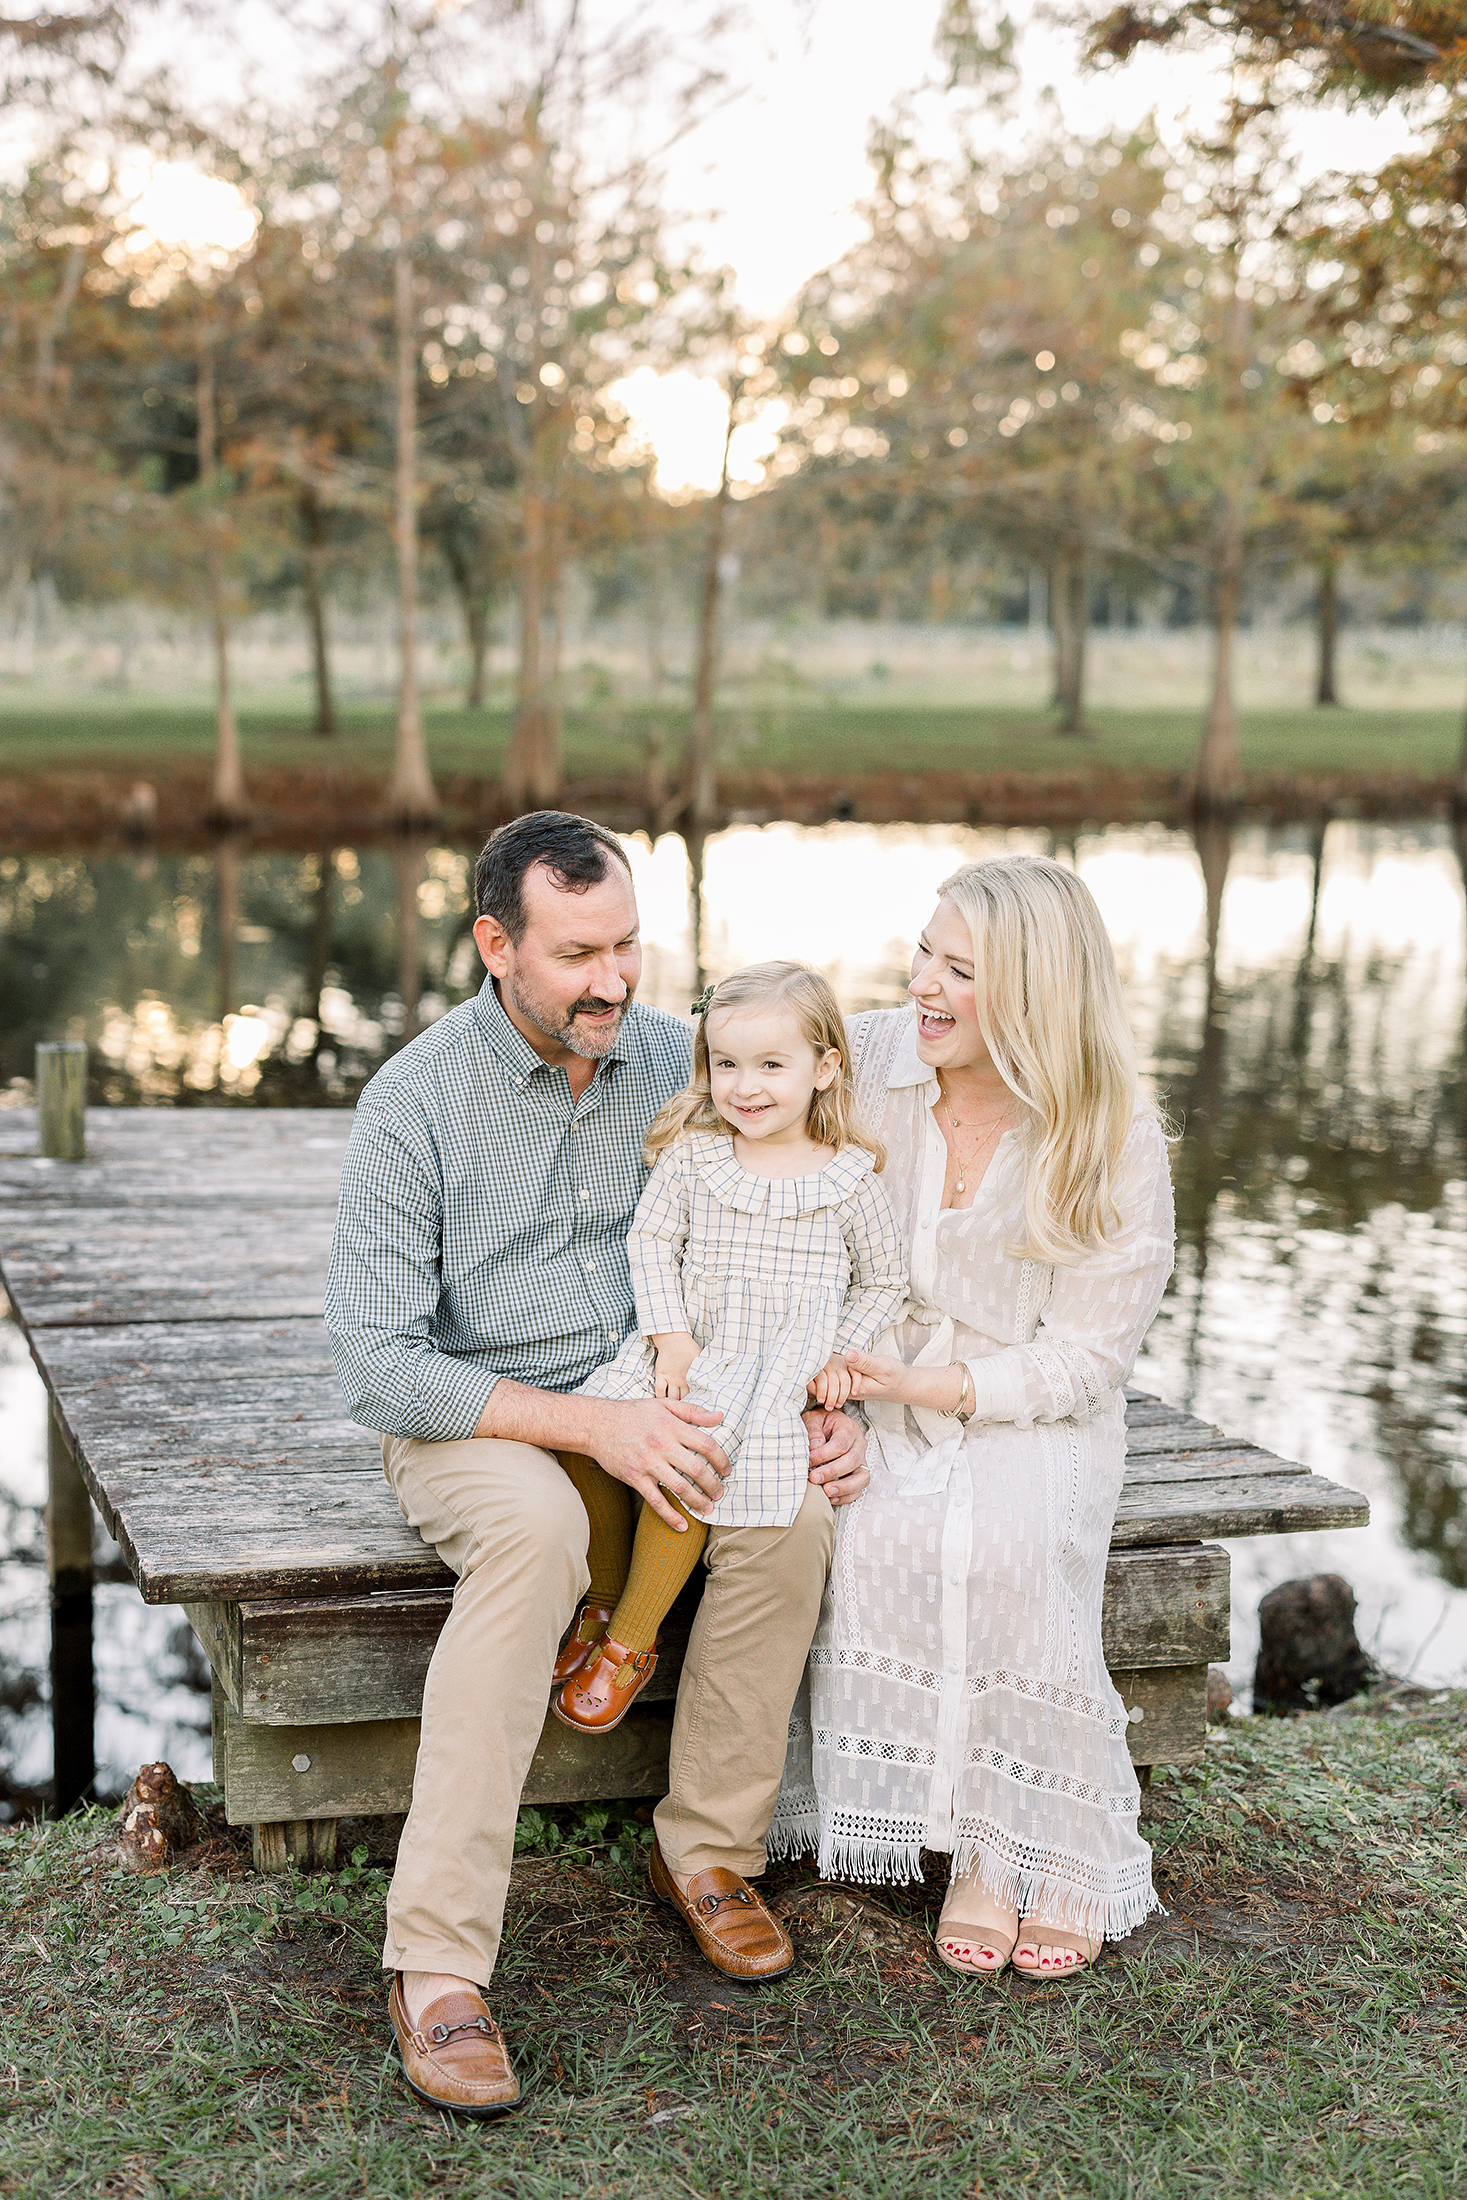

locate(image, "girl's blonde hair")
(645, 960), (885, 1169)
(937, 855), (1148, 1264)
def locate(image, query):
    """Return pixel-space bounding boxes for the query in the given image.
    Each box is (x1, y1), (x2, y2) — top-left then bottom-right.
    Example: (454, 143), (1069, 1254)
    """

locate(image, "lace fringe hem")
(767, 1807), (821, 1865)
(946, 1828), (1164, 1944)
(789, 1811), (1164, 1943)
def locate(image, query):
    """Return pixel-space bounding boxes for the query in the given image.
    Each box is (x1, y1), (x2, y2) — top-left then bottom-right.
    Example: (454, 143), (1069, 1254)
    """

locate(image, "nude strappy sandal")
(934, 1887), (1017, 1977)
(1012, 1921), (1102, 1978)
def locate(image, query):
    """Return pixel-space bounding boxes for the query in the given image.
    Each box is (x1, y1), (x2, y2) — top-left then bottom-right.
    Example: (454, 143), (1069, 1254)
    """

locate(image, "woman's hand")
(808, 1352), (853, 1409)
(845, 1350), (968, 1416)
(652, 1330), (700, 1401)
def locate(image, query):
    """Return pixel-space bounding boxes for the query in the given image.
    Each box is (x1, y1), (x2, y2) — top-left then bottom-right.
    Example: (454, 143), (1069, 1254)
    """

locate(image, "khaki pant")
(380, 1430), (835, 1986)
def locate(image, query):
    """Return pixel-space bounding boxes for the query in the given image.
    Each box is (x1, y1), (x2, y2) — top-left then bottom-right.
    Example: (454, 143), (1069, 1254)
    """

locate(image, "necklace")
(940, 1084), (1012, 1195)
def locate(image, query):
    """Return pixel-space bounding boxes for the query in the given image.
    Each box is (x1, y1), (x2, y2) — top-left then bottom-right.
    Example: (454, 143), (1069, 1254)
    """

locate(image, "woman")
(772, 854), (1175, 1977)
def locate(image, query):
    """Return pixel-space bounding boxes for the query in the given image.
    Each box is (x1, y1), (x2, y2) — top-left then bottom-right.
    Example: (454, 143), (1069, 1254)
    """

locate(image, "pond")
(2, 814), (1465, 1807)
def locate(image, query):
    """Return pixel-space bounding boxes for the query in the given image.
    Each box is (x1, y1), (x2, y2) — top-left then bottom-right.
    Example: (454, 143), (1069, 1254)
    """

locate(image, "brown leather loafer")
(649, 1840), (794, 1981)
(388, 1975), (521, 2117)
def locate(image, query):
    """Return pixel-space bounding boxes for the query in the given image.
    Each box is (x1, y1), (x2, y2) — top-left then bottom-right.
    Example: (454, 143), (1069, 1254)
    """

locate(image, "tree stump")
(1253, 1575), (1375, 1715)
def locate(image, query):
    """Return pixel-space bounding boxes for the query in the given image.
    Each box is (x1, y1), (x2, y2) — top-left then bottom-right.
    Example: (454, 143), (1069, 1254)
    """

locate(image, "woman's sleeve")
(832, 1176), (909, 1356)
(960, 1115), (1176, 1430)
(627, 1148), (693, 1336)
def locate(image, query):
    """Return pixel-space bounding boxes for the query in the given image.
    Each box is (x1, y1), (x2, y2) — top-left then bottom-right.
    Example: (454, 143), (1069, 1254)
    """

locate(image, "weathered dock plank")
(190, 1544), (1232, 1729)
(26, 1316), (1366, 1604)
(0, 1105), (1370, 1853)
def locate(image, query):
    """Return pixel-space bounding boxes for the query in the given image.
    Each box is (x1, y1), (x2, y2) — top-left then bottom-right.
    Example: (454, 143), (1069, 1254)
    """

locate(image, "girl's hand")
(845, 1350), (969, 1415)
(808, 1353), (853, 1409)
(652, 1331), (700, 1402)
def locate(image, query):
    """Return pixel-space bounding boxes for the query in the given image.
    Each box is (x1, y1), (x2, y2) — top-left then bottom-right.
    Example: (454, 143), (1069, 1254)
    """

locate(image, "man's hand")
(586, 1396), (730, 1531)
(803, 1405), (868, 1509)
(651, 1330), (700, 1402)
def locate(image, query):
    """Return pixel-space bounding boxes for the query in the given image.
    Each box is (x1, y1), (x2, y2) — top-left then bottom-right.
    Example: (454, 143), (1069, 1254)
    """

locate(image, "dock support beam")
(36, 1041), (87, 1161)
(47, 1403), (95, 1813)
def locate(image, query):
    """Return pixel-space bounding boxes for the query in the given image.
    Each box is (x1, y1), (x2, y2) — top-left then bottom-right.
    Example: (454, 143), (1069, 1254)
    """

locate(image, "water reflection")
(1, 815), (1464, 1802)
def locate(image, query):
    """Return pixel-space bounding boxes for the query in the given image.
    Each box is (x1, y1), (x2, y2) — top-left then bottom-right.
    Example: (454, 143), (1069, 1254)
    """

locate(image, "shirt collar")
(688, 1129), (875, 1217)
(886, 1010), (938, 1092)
(471, 971), (627, 1087)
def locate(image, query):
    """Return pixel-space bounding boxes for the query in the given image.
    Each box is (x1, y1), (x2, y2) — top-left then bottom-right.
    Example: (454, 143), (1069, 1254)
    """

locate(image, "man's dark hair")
(475, 811), (632, 942)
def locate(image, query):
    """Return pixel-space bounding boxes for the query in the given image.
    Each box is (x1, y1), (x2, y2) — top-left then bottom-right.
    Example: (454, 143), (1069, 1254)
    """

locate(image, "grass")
(2, 1696), (1464, 2199)
(0, 698), (1460, 786)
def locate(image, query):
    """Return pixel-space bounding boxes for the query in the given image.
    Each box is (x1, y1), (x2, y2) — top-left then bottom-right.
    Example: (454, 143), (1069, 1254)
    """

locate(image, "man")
(325, 810), (867, 2118)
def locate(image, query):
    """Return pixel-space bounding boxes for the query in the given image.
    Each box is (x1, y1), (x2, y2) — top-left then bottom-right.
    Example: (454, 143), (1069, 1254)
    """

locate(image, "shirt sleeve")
(324, 1090), (504, 1441)
(832, 1173), (910, 1356)
(959, 1114), (1176, 1430)
(626, 1148), (693, 1336)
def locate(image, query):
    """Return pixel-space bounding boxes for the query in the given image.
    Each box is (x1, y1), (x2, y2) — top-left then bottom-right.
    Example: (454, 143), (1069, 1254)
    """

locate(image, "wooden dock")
(1, 1106), (1371, 1868)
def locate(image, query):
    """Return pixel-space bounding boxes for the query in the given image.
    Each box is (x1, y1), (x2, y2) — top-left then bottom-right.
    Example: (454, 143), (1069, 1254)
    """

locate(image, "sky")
(94, 0), (1428, 491)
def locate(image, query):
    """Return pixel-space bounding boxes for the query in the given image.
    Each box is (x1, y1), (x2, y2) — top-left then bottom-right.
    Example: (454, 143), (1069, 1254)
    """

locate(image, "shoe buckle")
(697, 1887), (754, 1917)
(426, 2016), (494, 2046)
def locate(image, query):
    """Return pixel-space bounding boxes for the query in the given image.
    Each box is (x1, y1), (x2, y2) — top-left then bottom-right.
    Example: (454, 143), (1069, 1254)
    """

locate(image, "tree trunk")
(688, 400), (737, 831)
(386, 241), (439, 825)
(300, 489), (337, 737)
(35, 244), (84, 392)
(507, 483), (560, 809)
(1191, 512), (1243, 811)
(686, 825), (708, 996)
(395, 839), (424, 1045)
(307, 847), (334, 1061)
(464, 585), (489, 711)
(1050, 546), (1089, 736)
(214, 833), (240, 1033)
(1315, 561), (1340, 707)
(198, 329), (248, 824)
(441, 532), (490, 710)
(505, 189), (562, 813)
(645, 511), (667, 696)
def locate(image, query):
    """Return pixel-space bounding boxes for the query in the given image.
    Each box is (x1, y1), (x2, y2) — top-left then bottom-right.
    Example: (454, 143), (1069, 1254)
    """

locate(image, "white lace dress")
(771, 1010), (1176, 1941)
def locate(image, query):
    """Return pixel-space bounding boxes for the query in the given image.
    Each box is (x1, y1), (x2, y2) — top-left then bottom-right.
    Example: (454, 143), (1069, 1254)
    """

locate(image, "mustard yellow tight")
(556, 1452), (708, 1653)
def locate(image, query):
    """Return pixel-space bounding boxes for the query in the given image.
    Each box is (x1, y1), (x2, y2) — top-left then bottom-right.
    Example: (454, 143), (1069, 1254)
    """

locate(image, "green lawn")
(2, 1696), (1464, 2200)
(0, 698), (1460, 783)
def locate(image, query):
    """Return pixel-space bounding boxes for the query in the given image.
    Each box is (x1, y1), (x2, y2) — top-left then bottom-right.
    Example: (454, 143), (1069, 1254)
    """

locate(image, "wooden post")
(36, 1042), (86, 1160)
(46, 1402), (95, 1812)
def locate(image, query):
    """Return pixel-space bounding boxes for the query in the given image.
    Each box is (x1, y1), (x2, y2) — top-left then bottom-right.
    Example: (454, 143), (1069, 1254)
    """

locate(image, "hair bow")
(690, 983), (715, 1018)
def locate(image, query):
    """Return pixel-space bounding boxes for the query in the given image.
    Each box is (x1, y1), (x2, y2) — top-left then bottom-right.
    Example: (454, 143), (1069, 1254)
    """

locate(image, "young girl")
(552, 960), (907, 1735)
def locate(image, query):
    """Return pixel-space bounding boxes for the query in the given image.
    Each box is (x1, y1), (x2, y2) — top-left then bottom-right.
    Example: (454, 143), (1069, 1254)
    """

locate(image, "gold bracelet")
(953, 1364), (973, 1422)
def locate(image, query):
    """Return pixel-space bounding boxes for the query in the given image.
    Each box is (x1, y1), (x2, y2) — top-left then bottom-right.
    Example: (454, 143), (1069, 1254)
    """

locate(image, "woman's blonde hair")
(937, 855), (1148, 1264)
(645, 960), (885, 1169)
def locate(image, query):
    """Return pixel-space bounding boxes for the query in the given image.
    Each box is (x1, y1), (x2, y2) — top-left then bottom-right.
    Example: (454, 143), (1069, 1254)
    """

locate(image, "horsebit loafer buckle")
(696, 1887), (755, 1917)
(426, 2015), (495, 2046)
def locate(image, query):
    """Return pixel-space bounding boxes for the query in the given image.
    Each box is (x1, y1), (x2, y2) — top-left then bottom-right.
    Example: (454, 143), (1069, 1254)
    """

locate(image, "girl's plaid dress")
(582, 1130), (907, 1527)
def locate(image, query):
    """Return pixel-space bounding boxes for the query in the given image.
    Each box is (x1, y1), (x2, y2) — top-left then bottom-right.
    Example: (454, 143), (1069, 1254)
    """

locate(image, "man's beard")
(505, 970), (632, 1058)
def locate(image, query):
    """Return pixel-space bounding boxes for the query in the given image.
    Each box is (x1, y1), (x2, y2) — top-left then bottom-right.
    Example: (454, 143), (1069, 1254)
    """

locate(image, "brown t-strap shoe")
(551, 1635), (658, 1733)
(552, 1601), (614, 1684)
(388, 1975), (521, 2117)
(649, 1839), (794, 1981)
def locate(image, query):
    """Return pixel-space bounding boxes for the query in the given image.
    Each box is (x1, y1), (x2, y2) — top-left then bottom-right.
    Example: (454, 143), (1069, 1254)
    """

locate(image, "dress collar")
(687, 1130), (875, 1217)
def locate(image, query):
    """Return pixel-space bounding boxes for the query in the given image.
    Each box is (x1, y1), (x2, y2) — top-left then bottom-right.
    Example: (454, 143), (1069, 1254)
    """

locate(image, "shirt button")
(579, 1188), (589, 1201)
